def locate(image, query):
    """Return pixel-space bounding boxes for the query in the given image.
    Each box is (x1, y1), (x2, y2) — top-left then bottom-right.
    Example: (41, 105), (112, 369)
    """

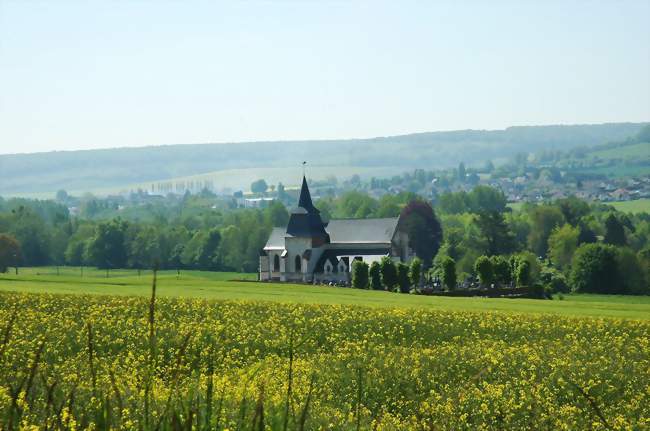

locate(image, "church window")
(295, 255), (302, 272)
(274, 255), (280, 271)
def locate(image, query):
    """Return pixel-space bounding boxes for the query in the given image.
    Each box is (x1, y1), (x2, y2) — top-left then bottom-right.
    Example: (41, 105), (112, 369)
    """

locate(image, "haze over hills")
(0, 122), (647, 197)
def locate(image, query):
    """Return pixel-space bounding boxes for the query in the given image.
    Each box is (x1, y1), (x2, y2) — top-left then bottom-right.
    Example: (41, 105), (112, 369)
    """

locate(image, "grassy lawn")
(608, 198), (650, 214)
(508, 198), (650, 214)
(1, 267), (649, 319)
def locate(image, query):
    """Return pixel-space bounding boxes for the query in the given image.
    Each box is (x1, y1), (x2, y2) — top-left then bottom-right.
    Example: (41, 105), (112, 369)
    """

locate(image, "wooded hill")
(1, 122), (646, 196)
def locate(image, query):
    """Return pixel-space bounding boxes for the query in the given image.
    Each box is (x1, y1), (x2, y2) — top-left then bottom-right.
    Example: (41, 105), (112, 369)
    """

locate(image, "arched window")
(295, 255), (302, 272)
(274, 255), (280, 271)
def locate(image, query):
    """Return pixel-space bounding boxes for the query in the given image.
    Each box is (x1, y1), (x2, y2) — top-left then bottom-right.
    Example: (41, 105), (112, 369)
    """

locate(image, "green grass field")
(608, 198), (650, 213)
(1, 267), (648, 319)
(508, 198), (650, 214)
(590, 142), (650, 161)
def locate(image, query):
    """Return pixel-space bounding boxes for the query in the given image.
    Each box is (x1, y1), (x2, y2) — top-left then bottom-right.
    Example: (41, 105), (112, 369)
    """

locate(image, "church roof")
(326, 217), (399, 244)
(286, 176), (329, 238)
(264, 227), (286, 250)
(297, 175), (319, 214)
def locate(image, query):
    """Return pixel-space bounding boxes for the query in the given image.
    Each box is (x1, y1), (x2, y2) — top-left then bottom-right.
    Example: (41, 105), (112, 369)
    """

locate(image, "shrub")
(515, 259), (531, 287)
(369, 261), (382, 290)
(440, 256), (457, 290)
(474, 255), (493, 287)
(490, 255), (512, 286)
(397, 262), (410, 293)
(408, 257), (422, 287)
(351, 260), (369, 289)
(380, 256), (398, 291)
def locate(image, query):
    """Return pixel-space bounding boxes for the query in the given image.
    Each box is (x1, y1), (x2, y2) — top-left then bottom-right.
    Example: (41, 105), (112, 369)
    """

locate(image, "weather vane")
(302, 161), (307, 176)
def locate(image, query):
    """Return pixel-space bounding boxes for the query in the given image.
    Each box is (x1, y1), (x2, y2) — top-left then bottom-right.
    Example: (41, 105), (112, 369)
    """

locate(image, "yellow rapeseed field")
(0, 290), (648, 430)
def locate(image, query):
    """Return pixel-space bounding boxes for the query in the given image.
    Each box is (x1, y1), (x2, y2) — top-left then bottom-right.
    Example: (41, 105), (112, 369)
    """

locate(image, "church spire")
(298, 175), (319, 214)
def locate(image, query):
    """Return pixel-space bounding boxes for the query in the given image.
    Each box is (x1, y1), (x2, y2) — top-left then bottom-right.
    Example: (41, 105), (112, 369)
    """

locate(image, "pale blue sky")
(1, 1), (648, 154)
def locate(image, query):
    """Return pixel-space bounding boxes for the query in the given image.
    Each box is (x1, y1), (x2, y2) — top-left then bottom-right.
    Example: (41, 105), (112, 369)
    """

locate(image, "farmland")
(1, 268), (650, 319)
(1, 280), (649, 429)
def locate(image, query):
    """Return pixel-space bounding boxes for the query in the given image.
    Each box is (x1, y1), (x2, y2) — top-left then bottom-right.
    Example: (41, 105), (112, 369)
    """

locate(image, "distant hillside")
(0, 123), (646, 196)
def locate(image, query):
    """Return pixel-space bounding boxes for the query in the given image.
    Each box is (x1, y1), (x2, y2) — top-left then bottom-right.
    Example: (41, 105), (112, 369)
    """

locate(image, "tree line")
(0, 187), (648, 294)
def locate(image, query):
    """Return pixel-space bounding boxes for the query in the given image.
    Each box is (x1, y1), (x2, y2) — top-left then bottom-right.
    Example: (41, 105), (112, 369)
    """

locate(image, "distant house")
(244, 197), (275, 208)
(259, 176), (414, 283)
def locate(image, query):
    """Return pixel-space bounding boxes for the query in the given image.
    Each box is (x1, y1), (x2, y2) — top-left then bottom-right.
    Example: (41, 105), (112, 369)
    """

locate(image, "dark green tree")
(475, 210), (515, 255)
(400, 200), (443, 267)
(86, 219), (129, 269)
(440, 256), (457, 290)
(490, 255), (512, 286)
(397, 262), (410, 293)
(527, 205), (565, 257)
(379, 256), (398, 291)
(570, 243), (621, 293)
(604, 213), (627, 246)
(251, 179), (268, 194)
(408, 257), (422, 287)
(369, 261), (382, 290)
(351, 260), (369, 289)
(474, 255), (493, 287)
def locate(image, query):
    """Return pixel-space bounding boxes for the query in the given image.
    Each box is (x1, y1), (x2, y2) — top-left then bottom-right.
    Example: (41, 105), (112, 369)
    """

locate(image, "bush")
(474, 255), (493, 287)
(490, 255), (512, 286)
(380, 256), (398, 291)
(397, 262), (410, 293)
(515, 259), (531, 287)
(369, 261), (382, 290)
(408, 257), (422, 287)
(351, 260), (369, 289)
(440, 256), (457, 290)
(540, 265), (569, 294)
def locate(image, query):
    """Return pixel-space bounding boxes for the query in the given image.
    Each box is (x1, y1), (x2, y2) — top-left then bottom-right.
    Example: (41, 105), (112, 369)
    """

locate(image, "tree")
(55, 189), (69, 203)
(457, 162), (466, 182)
(128, 227), (161, 270)
(468, 186), (507, 213)
(440, 256), (457, 290)
(557, 196), (589, 226)
(265, 201), (289, 227)
(251, 179), (268, 194)
(397, 262), (410, 293)
(527, 205), (565, 257)
(616, 248), (647, 295)
(570, 243), (621, 293)
(369, 261), (382, 290)
(408, 257), (422, 288)
(351, 260), (369, 289)
(547, 224), (580, 271)
(514, 259), (531, 287)
(490, 255), (512, 286)
(0, 234), (22, 273)
(474, 256), (493, 287)
(475, 211), (515, 255)
(400, 200), (443, 267)
(379, 256), (398, 291)
(86, 219), (129, 269)
(604, 213), (627, 246)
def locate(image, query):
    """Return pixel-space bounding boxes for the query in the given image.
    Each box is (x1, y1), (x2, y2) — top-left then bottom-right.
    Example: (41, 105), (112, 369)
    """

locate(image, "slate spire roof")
(298, 175), (319, 214)
(286, 176), (329, 239)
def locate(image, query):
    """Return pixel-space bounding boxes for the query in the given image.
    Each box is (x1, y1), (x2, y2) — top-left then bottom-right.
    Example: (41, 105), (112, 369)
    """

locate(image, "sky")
(0, 1), (649, 155)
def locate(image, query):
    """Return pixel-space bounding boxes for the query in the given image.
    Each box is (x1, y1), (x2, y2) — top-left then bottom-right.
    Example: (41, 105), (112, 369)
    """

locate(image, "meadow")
(2, 268), (650, 319)
(0, 269), (649, 429)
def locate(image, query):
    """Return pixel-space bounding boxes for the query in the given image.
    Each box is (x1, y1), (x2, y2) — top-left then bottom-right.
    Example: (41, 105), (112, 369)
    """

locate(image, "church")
(259, 176), (415, 283)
